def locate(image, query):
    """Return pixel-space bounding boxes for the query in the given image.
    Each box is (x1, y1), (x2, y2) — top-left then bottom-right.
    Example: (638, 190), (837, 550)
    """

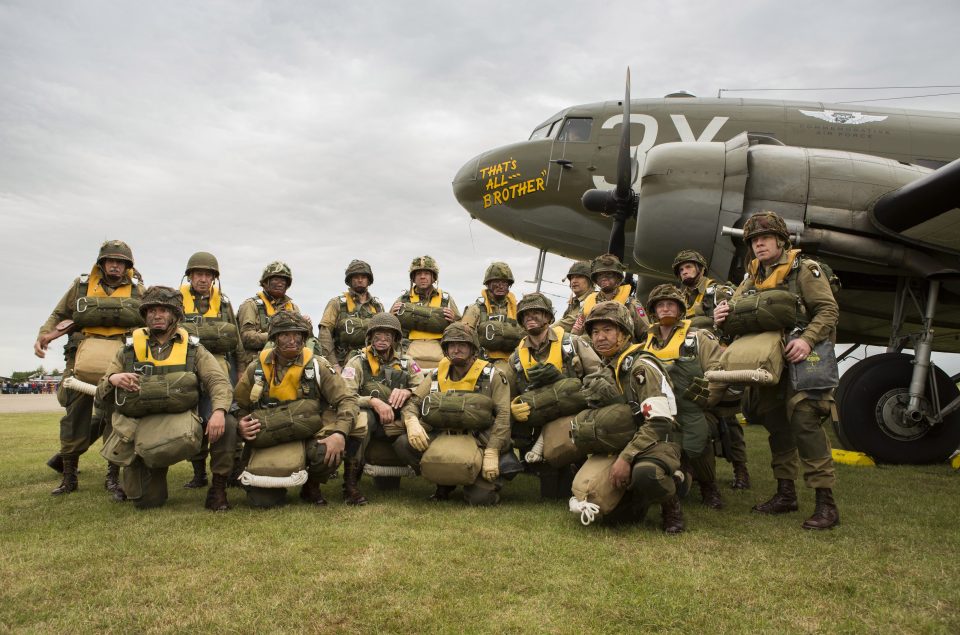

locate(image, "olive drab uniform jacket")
(572, 285), (650, 342)
(180, 284), (241, 382)
(428, 358), (511, 453)
(681, 277), (734, 332)
(318, 291), (385, 367)
(234, 348), (359, 439)
(39, 267), (146, 370)
(555, 289), (594, 333)
(236, 292), (300, 370)
(460, 291), (522, 361)
(96, 328), (233, 414)
(341, 346), (428, 436)
(601, 343), (682, 472)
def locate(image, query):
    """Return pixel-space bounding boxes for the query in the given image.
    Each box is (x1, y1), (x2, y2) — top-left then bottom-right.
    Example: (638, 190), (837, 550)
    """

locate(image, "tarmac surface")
(0, 393), (60, 413)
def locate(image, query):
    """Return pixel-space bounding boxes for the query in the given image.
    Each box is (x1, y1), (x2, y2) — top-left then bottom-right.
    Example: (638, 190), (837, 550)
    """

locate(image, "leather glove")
(404, 415), (430, 452)
(524, 363), (563, 389)
(482, 447), (500, 482)
(682, 376), (711, 409)
(510, 396), (531, 422)
(580, 375), (621, 408)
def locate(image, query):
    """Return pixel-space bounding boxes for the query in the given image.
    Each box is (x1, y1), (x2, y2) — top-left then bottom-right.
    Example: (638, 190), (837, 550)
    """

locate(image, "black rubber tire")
(836, 353), (960, 464)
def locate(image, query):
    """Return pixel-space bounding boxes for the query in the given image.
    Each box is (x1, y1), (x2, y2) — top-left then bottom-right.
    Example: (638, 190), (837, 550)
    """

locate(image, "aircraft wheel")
(836, 353), (960, 464)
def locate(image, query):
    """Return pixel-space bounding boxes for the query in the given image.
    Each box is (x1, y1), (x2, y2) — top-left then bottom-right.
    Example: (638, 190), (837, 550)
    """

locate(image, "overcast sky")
(2, 0), (959, 376)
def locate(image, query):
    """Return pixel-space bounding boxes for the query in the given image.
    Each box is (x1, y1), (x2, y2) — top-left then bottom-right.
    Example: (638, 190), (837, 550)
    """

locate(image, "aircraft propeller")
(580, 68), (639, 261)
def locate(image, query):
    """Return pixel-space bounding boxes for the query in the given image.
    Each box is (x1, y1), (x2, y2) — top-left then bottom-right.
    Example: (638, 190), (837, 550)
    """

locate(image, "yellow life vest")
(437, 357), (489, 392)
(181, 284), (222, 318)
(643, 320), (692, 362)
(408, 286), (445, 340)
(364, 345), (398, 378)
(131, 327), (190, 366)
(257, 291), (295, 316)
(345, 291), (378, 315)
(517, 326), (565, 377)
(581, 284), (632, 317)
(259, 348), (314, 401)
(82, 266), (136, 337)
(748, 249), (802, 290)
(614, 343), (645, 393)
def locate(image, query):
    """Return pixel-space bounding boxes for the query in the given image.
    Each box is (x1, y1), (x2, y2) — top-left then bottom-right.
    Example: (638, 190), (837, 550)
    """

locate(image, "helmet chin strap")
(659, 315), (678, 327)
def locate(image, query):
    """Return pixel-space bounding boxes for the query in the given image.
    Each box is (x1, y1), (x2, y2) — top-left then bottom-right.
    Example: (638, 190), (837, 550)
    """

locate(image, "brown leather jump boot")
(184, 459), (209, 489)
(802, 487), (840, 530)
(299, 474), (328, 506)
(699, 480), (724, 510)
(731, 462), (751, 490)
(47, 453), (64, 474)
(51, 455), (79, 495)
(342, 461), (368, 506)
(204, 473), (230, 511)
(752, 478), (799, 514)
(660, 496), (685, 534)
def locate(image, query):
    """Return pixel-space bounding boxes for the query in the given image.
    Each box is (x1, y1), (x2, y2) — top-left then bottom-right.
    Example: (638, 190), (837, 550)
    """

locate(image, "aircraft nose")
(452, 152), (483, 217)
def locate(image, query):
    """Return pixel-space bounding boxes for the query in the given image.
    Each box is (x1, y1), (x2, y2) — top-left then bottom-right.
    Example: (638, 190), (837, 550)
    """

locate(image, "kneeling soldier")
(581, 301), (685, 533)
(341, 313), (428, 490)
(97, 286), (236, 510)
(460, 261), (523, 374)
(406, 324), (513, 505)
(234, 311), (362, 508)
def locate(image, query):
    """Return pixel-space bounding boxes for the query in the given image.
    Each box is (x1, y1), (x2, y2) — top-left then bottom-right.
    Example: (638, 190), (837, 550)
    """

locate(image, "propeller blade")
(615, 68), (631, 200)
(608, 216), (626, 259)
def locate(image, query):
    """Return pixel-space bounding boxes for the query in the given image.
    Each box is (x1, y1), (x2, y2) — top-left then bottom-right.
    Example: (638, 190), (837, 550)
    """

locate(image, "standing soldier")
(555, 260), (595, 333)
(178, 252), (241, 490)
(571, 253), (649, 342)
(234, 310), (362, 508)
(641, 284), (726, 510)
(34, 240), (145, 496)
(582, 301), (686, 533)
(390, 255), (460, 370)
(237, 261), (300, 371)
(97, 286), (236, 510)
(504, 292), (617, 497)
(714, 211), (840, 530)
(318, 259), (385, 371)
(460, 261), (523, 374)
(673, 249), (750, 489)
(341, 313), (428, 492)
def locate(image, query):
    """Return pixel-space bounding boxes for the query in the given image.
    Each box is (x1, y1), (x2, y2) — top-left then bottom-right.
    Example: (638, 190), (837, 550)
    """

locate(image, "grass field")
(2, 412), (958, 634)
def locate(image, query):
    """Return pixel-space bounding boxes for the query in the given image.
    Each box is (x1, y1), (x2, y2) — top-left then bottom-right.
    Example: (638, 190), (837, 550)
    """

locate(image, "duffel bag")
(421, 392), (494, 431)
(134, 410), (203, 468)
(707, 331), (784, 386)
(73, 336), (124, 383)
(182, 320), (239, 354)
(420, 433), (482, 486)
(516, 377), (587, 427)
(542, 414), (588, 468)
(72, 296), (144, 329)
(570, 403), (637, 454)
(722, 289), (798, 336)
(100, 412), (138, 467)
(117, 372), (200, 418)
(396, 303), (449, 334)
(569, 454), (627, 523)
(249, 399), (326, 448)
(246, 441), (307, 478)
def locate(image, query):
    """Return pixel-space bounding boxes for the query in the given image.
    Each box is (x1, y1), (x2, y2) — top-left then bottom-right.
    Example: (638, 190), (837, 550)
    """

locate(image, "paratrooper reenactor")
(237, 261), (300, 371)
(318, 259), (385, 371)
(555, 260), (595, 333)
(460, 261), (523, 374)
(571, 253), (648, 342)
(390, 255), (460, 370)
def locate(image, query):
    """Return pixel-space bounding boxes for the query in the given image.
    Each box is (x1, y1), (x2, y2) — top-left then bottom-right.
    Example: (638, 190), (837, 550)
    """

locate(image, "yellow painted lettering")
(536, 177), (545, 191)
(493, 190), (502, 205)
(483, 194), (492, 208)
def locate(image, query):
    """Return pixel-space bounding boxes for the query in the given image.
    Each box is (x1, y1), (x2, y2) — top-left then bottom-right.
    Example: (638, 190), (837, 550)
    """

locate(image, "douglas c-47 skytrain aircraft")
(452, 71), (960, 465)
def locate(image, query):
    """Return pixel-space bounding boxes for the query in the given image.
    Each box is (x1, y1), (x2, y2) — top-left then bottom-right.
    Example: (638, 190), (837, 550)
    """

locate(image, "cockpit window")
(529, 120), (559, 141)
(557, 117), (593, 142)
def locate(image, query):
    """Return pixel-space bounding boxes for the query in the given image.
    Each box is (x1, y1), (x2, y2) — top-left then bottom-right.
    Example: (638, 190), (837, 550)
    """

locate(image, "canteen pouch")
(420, 433), (482, 486)
(570, 404), (638, 454)
(134, 410), (203, 468)
(722, 289), (799, 336)
(72, 296), (144, 329)
(249, 399), (326, 449)
(100, 412), (138, 467)
(182, 320), (240, 354)
(74, 336), (124, 383)
(717, 331), (784, 385)
(421, 392), (495, 431)
(117, 372), (200, 417)
(571, 454), (626, 516)
(247, 441), (307, 478)
(788, 335), (839, 391)
(515, 377), (587, 427)
(542, 414), (588, 468)
(396, 303), (449, 334)
(479, 319), (523, 353)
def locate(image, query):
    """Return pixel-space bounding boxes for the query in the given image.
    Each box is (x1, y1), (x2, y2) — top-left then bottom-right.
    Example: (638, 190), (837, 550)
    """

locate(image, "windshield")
(557, 117), (593, 142)
(529, 120), (559, 141)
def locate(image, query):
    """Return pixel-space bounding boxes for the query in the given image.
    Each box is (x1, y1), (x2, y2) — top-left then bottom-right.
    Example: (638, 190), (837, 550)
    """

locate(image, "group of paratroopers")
(35, 210), (841, 533)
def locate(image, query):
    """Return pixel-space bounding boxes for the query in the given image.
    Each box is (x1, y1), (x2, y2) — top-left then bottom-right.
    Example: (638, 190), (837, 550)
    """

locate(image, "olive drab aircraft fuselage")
(452, 93), (960, 465)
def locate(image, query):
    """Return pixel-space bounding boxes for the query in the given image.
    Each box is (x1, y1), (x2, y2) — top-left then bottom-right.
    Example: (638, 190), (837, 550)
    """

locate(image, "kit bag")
(134, 410), (203, 468)
(571, 455), (626, 516)
(405, 340), (443, 367)
(542, 414), (588, 468)
(72, 296), (143, 329)
(716, 331), (785, 385)
(421, 392), (494, 431)
(246, 441), (307, 478)
(570, 403), (637, 454)
(73, 337), (124, 383)
(420, 433), (482, 486)
(100, 412), (139, 467)
(515, 377), (587, 427)
(364, 437), (408, 467)
(249, 399), (326, 449)
(722, 289), (798, 336)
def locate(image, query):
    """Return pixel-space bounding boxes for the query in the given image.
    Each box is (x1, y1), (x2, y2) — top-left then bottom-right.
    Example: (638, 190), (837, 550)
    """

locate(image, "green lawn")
(1, 412), (958, 634)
